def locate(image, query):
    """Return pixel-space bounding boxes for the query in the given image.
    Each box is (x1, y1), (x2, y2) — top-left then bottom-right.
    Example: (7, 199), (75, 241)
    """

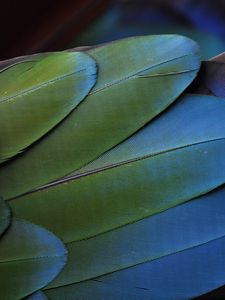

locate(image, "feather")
(0, 34), (200, 199)
(194, 284), (225, 299)
(0, 51), (96, 162)
(24, 291), (49, 300)
(202, 61), (225, 98)
(0, 197), (10, 236)
(9, 94), (225, 243)
(0, 219), (67, 300)
(46, 185), (225, 288)
(211, 52), (225, 63)
(45, 235), (225, 300)
(188, 51), (225, 97)
(190, 60), (225, 98)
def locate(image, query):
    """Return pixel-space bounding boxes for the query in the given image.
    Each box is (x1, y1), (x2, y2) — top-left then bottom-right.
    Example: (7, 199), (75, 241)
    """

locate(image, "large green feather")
(46, 186), (225, 288)
(0, 35), (200, 199)
(0, 198), (10, 236)
(0, 52), (96, 162)
(9, 94), (225, 243)
(0, 219), (67, 300)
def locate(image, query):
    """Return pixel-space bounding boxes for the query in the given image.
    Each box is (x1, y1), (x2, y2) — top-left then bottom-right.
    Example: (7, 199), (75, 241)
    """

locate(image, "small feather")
(0, 219), (67, 300)
(0, 51), (96, 162)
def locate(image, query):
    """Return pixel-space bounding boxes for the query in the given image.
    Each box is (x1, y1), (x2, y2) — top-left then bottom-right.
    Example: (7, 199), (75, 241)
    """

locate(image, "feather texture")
(0, 219), (67, 300)
(9, 94), (225, 243)
(24, 291), (49, 300)
(2, 35), (225, 299)
(0, 35), (200, 199)
(45, 235), (225, 300)
(0, 51), (96, 162)
(46, 186), (225, 288)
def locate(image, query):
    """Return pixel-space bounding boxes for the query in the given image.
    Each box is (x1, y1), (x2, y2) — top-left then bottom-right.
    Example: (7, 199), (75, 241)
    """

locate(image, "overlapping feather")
(1, 35), (225, 300)
(0, 51), (96, 162)
(0, 198), (10, 236)
(45, 186), (225, 289)
(0, 35), (200, 199)
(45, 235), (225, 300)
(8, 94), (225, 242)
(0, 219), (67, 300)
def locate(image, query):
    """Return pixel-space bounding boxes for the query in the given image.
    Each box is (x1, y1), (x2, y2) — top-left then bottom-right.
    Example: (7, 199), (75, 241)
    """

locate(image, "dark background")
(1, 0), (225, 61)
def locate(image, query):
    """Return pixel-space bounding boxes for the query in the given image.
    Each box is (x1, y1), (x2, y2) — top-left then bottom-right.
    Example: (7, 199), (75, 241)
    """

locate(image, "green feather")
(0, 51), (96, 162)
(9, 94), (225, 244)
(0, 35), (200, 199)
(0, 219), (67, 300)
(0, 197), (10, 236)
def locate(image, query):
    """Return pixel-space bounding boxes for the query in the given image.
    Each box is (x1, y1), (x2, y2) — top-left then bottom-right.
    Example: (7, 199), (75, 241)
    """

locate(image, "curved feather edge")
(46, 184), (225, 288)
(0, 34), (200, 200)
(0, 219), (67, 300)
(45, 235), (225, 300)
(9, 94), (225, 244)
(189, 60), (225, 98)
(23, 291), (49, 300)
(189, 50), (225, 97)
(0, 51), (97, 162)
(0, 197), (11, 236)
(193, 283), (225, 299)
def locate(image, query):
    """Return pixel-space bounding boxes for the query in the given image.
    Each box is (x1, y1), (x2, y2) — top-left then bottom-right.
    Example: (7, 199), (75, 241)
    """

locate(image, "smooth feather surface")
(194, 284), (225, 299)
(0, 35), (200, 199)
(0, 219), (67, 300)
(0, 197), (10, 236)
(9, 94), (225, 243)
(46, 185), (225, 288)
(45, 236), (225, 300)
(0, 51), (96, 162)
(24, 291), (49, 300)
(1, 35), (223, 299)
